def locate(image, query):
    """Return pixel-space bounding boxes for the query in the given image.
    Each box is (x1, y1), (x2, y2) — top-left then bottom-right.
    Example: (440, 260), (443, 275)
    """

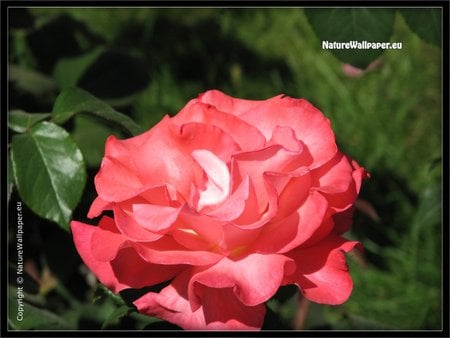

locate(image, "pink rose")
(71, 90), (368, 330)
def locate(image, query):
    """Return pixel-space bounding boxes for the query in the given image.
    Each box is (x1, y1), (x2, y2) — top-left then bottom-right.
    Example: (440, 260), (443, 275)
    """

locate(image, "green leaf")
(72, 115), (124, 167)
(94, 284), (126, 307)
(53, 47), (105, 89)
(304, 8), (395, 68)
(52, 87), (143, 136)
(8, 110), (51, 133)
(10, 121), (86, 230)
(101, 305), (132, 329)
(400, 9), (441, 47)
(129, 311), (163, 330)
(8, 286), (74, 329)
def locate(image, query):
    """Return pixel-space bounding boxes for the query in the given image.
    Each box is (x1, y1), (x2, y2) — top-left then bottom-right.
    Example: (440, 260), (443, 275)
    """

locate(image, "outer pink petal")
(189, 254), (295, 307)
(352, 159), (370, 193)
(109, 247), (183, 289)
(134, 270), (266, 330)
(195, 286), (266, 330)
(70, 220), (129, 293)
(134, 271), (206, 330)
(284, 235), (362, 305)
(197, 90), (265, 117)
(238, 95), (337, 168)
(312, 154), (368, 213)
(173, 100), (266, 151)
(318, 167), (367, 213)
(311, 152), (354, 194)
(298, 213), (335, 248)
(332, 206), (355, 235)
(71, 218), (182, 292)
(95, 155), (144, 202)
(87, 196), (112, 218)
(91, 216), (128, 261)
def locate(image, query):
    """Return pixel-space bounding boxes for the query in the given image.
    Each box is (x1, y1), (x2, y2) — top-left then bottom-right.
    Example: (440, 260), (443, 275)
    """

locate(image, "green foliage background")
(7, 7), (442, 331)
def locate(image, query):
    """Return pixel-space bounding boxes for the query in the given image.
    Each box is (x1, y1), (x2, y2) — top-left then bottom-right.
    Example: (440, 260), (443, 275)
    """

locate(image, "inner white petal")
(192, 149), (230, 210)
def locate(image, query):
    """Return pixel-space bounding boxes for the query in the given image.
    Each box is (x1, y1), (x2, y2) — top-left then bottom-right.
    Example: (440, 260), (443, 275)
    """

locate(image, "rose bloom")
(71, 90), (368, 330)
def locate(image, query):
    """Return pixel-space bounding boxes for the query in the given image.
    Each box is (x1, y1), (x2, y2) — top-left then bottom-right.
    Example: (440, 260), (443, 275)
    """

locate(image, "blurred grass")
(10, 7), (442, 330)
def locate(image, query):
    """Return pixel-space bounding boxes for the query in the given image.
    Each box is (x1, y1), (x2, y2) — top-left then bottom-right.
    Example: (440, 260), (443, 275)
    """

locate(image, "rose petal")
(138, 184), (174, 205)
(95, 155), (144, 202)
(110, 247), (183, 289)
(219, 223), (262, 256)
(231, 145), (306, 213)
(192, 149), (230, 210)
(91, 216), (128, 262)
(230, 174), (279, 229)
(333, 206), (355, 234)
(267, 125), (304, 152)
(132, 236), (222, 266)
(134, 271), (206, 329)
(298, 213), (336, 248)
(172, 210), (224, 251)
(311, 152), (354, 195)
(114, 204), (163, 242)
(134, 270), (266, 330)
(265, 166), (311, 221)
(87, 196), (112, 218)
(171, 229), (216, 252)
(205, 175), (249, 221)
(254, 190), (329, 253)
(197, 90), (263, 117)
(312, 154), (369, 213)
(238, 95), (338, 168)
(352, 160), (370, 193)
(132, 204), (182, 232)
(70, 219), (129, 293)
(190, 254), (295, 307)
(284, 235), (362, 304)
(195, 285), (266, 330)
(174, 122), (240, 162)
(174, 100), (266, 151)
